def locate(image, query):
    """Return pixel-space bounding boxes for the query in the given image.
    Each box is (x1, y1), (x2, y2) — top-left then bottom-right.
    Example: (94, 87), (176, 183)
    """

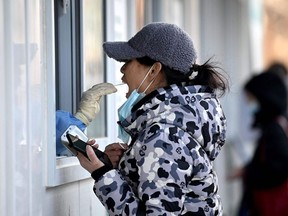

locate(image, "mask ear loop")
(142, 77), (156, 94)
(136, 66), (154, 93)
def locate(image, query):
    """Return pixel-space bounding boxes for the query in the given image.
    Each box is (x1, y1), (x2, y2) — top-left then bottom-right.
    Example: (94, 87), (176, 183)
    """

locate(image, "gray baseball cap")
(103, 22), (197, 74)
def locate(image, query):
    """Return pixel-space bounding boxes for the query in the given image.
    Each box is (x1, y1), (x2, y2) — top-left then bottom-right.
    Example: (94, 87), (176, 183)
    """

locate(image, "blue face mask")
(117, 66), (154, 143)
(247, 101), (260, 115)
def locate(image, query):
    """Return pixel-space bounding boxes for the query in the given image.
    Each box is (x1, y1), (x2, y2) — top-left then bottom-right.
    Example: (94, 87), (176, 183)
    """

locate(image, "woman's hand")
(105, 142), (128, 168)
(76, 140), (104, 173)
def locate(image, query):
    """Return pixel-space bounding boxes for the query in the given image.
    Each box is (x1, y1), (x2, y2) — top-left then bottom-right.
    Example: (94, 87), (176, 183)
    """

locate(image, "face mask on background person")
(247, 100), (260, 115)
(117, 65), (155, 143)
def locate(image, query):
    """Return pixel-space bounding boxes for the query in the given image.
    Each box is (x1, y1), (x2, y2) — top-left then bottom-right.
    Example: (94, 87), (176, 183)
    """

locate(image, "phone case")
(60, 125), (88, 156)
(61, 125), (112, 166)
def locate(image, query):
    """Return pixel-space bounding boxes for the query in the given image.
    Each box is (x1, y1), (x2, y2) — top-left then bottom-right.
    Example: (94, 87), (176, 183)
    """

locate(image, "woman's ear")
(149, 62), (167, 88)
(150, 62), (162, 77)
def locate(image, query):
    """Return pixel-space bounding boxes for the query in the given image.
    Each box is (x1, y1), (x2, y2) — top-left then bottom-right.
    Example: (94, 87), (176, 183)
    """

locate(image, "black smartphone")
(66, 132), (112, 166)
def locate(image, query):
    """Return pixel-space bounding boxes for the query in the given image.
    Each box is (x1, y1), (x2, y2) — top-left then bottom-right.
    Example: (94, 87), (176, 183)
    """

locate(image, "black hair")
(267, 62), (287, 79)
(136, 56), (229, 96)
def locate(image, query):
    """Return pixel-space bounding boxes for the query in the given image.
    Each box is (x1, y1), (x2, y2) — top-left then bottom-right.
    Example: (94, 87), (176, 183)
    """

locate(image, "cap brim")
(103, 41), (145, 62)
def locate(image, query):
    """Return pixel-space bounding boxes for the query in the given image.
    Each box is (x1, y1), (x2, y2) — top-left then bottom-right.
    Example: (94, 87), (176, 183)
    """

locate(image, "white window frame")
(44, 0), (119, 187)
(45, 0), (177, 187)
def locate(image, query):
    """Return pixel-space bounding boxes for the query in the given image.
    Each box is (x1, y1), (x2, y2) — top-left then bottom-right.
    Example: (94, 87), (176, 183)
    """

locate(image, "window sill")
(46, 138), (111, 187)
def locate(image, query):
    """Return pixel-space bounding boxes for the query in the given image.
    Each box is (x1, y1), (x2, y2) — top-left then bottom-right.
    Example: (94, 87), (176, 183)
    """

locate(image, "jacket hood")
(121, 84), (227, 161)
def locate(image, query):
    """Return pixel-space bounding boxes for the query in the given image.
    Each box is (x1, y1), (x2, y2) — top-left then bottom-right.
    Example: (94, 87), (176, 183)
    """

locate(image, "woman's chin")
(126, 90), (132, 98)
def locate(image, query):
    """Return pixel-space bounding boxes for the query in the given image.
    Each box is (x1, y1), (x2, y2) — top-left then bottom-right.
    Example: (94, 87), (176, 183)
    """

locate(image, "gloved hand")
(74, 83), (117, 126)
(56, 110), (86, 156)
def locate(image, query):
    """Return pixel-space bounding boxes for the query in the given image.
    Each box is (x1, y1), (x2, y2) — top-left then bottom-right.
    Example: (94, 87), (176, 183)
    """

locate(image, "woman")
(77, 22), (228, 215)
(238, 71), (288, 216)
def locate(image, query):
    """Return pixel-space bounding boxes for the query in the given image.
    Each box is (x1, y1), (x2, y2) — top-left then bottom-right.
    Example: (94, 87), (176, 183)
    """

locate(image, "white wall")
(0, 1), (106, 215)
(0, 0), (5, 215)
(0, 0), (44, 215)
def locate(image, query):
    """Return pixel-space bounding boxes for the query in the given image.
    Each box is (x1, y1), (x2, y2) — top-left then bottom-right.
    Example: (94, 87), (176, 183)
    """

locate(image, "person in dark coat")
(239, 70), (288, 216)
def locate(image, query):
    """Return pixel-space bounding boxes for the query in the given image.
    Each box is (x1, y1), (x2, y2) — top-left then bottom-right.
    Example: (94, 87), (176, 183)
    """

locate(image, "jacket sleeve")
(93, 124), (194, 215)
(93, 169), (142, 215)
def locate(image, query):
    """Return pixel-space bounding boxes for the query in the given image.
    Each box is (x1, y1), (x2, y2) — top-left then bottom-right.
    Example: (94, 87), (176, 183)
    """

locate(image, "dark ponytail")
(189, 59), (228, 96)
(137, 56), (229, 96)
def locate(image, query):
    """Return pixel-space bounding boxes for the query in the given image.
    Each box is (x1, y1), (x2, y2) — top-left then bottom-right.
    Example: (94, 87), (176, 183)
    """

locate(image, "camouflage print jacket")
(93, 84), (227, 216)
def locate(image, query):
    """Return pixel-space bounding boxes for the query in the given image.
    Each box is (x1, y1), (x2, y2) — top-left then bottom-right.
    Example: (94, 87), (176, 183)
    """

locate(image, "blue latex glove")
(56, 110), (86, 156)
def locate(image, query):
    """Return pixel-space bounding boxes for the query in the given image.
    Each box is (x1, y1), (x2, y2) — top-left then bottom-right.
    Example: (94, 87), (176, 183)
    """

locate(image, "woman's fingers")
(109, 155), (122, 168)
(76, 152), (91, 171)
(76, 145), (104, 173)
(86, 145), (98, 163)
(76, 142), (127, 171)
(87, 139), (99, 149)
(87, 139), (96, 145)
(105, 142), (128, 151)
(104, 143), (128, 168)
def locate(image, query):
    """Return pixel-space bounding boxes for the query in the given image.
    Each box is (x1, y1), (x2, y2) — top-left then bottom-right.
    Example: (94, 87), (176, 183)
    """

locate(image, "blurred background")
(1, 0), (287, 215)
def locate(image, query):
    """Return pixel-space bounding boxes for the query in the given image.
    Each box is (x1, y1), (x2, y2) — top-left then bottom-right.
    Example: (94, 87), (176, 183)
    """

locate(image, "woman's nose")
(120, 64), (126, 74)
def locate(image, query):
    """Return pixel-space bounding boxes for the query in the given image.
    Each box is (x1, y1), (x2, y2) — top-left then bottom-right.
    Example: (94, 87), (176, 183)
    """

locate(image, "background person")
(232, 71), (288, 216)
(267, 61), (288, 81)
